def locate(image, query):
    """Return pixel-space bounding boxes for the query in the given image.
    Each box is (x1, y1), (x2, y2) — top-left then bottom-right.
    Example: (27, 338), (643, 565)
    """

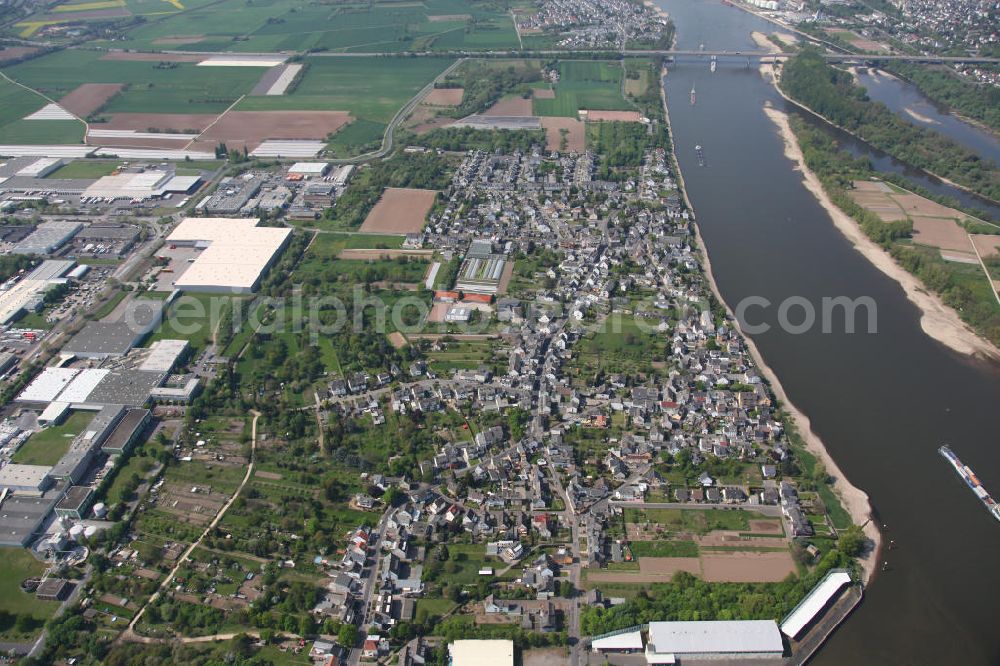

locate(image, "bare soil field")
(848, 190), (906, 221)
(699, 550), (796, 583)
(427, 302), (450, 323)
(388, 332), (408, 348)
(971, 234), (1000, 258)
(532, 87), (555, 99)
(197, 110), (351, 151)
(894, 193), (961, 218)
(152, 35), (206, 45)
(100, 51), (205, 63)
(424, 88), (464, 106)
(60, 83), (123, 117)
(413, 117), (455, 135)
(484, 95), (533, 117)
(102, 112), (217, 133)
(0, 47), (38, 64)
(541, 116), (585, 152)
(360, 187), (437, 234)
(912, 216), (973, 254)
(584, 110), (643, 122)
(696, 533), (786, 549)
(336, 249), (433, 260)
(523, 648), (570, 666)
(497, 261), (514, 295)
(748, 519), (783, 534)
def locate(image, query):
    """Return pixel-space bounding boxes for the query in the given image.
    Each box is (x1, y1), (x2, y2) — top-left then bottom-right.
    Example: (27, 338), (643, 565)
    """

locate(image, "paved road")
(122, 410), (261, 642)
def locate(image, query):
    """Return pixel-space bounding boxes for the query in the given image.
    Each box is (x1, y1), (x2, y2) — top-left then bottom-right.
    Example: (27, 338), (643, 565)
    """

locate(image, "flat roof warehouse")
(165, 217), (292, 294)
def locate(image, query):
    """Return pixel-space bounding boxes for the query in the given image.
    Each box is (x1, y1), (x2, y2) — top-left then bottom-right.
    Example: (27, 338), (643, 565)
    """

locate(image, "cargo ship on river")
(940, 445), (1000, 522)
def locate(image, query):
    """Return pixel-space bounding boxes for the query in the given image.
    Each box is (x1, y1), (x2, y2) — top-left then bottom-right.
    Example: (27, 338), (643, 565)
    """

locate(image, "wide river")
(654, 0), (1000, 663)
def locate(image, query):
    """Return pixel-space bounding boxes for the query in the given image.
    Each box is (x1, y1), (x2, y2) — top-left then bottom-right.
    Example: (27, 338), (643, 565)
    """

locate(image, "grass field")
(47, 160), (123, 179)
(7, 50), (260, 114)
(629, 539), (699, 558)
(107, 0), (520, 53)
(0, 549), (61, 638)
(0, 77), (84, 144)
(533, 61), (633, 117)
(13, 410), (94, 466)
(144, 293), (246, 356)
(237, 57), (454, 123)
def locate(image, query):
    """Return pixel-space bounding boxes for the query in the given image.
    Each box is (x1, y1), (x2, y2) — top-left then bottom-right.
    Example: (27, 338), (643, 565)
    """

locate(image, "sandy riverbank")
(660, 66), (882, 583)
(757, 59), (1000, 363)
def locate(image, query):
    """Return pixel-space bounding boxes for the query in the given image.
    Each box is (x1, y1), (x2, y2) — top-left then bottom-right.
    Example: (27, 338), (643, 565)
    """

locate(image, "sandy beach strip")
(661, 65), (883, 584)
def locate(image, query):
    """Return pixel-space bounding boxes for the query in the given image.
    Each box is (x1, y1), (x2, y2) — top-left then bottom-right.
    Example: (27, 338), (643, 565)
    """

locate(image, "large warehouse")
(645, 620), (784, 663)
(165, 217), (292, 293)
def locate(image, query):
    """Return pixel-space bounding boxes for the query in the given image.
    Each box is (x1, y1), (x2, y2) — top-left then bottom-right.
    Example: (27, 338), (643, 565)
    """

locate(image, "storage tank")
(69, 524), (84, 541)
(92, 502), (107, 519)
(83, 525), (98, 539)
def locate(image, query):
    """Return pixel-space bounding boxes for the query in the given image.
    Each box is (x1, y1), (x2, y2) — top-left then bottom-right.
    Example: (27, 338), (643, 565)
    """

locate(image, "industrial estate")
(0, 0), (993, 663)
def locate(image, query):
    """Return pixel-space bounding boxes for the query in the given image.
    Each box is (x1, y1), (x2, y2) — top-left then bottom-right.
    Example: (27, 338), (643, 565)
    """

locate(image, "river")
(654, 0), (1000, 663)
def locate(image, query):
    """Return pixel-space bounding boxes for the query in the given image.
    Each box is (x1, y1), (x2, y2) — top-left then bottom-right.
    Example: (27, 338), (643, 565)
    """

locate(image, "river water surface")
(655, 0), (1000, 663)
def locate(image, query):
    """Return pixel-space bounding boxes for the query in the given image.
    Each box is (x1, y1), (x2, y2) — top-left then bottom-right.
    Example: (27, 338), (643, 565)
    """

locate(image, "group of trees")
(591, 120), (670, 169)
(417, 126), (545, 153)
(441, 62), (542, 119)
(887, 63), (1000, 133)
(781, 49), (1000, 202)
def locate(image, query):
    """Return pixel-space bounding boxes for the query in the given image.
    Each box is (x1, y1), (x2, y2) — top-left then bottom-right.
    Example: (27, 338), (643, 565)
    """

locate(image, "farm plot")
(540, 116), (585, 152)
(154, 482), (228, 526)
(59, 83), (124, 117)
(192, 110), (352, 153)
(483, 95), (534, 117)
(424, 87), (464, 106)
(360, 187), (438, 234)
(6, 50), (261, 114)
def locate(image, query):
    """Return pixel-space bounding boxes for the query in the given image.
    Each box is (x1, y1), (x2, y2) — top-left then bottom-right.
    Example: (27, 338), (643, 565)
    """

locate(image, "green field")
(106, 0), (521, 53)
(47, 160), (122, 179)
(0, 77), (85, 144)
(533, 61), (634, 117)
(237, 57), (454, 123)
(13, 410), (94, 466)
(6, 50), (261, 114)
(0, 549), (61, 639)
(144, 293), (246, 356)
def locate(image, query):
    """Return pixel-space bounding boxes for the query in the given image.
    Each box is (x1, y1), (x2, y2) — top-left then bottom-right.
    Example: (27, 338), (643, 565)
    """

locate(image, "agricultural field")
(5, 50), (261, 115)
(13, 410), (95, 466)
(0, 77), (85, 144)
(99, 0), (522, 53)
(533, 61), (635, 117)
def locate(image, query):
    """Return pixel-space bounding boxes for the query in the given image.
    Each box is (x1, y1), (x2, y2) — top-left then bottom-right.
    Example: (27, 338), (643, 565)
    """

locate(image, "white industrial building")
(780, 569), (853, 640)
(645, 620), (784, 663)
(0, 464), (52, 494)
(82, 171), (201, 201)
(166, 217), (292, 293)
(288, 162), (329, 177)
(448, 639), (514, 666)
(0, 259), (76, 325)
